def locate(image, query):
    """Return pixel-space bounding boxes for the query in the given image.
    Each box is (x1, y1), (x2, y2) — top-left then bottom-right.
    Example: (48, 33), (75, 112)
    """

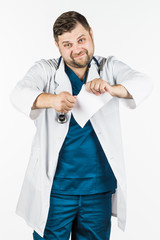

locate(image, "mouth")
(72, 52), (86, 59)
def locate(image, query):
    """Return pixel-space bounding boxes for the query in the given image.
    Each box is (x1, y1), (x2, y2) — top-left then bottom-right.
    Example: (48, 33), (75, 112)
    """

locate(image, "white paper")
(72, 84), (113, 128)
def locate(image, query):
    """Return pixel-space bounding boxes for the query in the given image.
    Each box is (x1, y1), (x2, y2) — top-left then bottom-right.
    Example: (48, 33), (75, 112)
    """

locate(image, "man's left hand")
(85, 78), (133, 99)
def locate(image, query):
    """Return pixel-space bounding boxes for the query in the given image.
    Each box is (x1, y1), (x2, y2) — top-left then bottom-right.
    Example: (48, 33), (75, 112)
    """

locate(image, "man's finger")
(85, 81), (92, 92)
(66, 96), (77, 103)
(65, 102), (75, 108)
(94, 83), (101, 92)
(99, 83), (107, 93)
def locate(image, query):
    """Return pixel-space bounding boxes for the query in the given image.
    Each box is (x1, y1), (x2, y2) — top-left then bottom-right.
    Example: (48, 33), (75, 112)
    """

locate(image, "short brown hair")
(53, 11), (90, 42)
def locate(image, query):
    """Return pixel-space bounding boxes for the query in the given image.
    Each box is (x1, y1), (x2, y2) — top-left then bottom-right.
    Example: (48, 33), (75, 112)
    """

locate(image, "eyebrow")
(77, 34), (85, 40)
(62, 34), (85, 44)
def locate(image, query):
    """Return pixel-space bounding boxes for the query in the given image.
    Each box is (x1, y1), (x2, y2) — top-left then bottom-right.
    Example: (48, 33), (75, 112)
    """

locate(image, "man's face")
(55, 23), (94, 69)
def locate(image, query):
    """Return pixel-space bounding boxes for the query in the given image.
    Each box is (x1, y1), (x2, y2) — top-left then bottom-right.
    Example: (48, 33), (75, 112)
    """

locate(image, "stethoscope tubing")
(57, 56), (100, 123)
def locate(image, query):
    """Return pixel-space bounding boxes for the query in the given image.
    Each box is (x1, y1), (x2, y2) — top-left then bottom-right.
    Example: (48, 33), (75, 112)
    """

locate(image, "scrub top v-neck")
(51, 63), (117, 195)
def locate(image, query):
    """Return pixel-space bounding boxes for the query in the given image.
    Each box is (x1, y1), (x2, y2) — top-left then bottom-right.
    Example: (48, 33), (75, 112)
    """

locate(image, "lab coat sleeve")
(10, 60), (52, 120)
(111, 56), (153, 109)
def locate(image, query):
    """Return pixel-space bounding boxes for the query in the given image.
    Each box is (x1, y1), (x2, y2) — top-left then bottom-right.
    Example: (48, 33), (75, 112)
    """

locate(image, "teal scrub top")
(51, 62), (117, 195)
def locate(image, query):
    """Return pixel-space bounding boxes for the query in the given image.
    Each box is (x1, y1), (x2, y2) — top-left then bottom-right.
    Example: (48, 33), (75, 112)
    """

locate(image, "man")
(10, 11), (153, 240)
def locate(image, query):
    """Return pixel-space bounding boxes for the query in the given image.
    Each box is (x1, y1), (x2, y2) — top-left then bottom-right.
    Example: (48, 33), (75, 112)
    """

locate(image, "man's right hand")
(52, 91), (77, 113)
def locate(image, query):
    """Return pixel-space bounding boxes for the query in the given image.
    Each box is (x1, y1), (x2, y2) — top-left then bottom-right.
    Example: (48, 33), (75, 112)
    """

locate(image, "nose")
(71, 44), (82, 55)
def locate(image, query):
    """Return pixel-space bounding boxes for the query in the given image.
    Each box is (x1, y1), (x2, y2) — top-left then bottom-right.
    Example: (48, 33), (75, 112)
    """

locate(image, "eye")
(79, 38), (85, 43)
(64, 43), (72, 48)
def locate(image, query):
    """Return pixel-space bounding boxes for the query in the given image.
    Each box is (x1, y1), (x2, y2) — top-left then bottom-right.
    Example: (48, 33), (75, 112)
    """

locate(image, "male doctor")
(10, 11), (153, 240)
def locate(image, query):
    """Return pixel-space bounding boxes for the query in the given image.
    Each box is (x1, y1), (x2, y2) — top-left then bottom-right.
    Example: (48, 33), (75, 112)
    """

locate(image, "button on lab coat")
(10, 56), (153, 238)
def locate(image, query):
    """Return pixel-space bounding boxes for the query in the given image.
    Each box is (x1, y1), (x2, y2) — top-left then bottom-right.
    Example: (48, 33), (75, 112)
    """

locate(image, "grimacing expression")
(55, 23), (95, 69)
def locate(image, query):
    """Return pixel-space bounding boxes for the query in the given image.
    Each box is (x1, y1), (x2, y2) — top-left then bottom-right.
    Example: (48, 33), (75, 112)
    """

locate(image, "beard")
(64, 49), (93, 68)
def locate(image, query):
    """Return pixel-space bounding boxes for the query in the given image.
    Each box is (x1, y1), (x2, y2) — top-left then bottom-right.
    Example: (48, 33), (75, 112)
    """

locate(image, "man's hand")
(31, 91), (77, 112)
(85, 78), (133, 99)
(52, 91), (77, 113)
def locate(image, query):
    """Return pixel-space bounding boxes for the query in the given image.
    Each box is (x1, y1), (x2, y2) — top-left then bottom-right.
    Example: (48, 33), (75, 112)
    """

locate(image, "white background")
(0, 0), (160, 239)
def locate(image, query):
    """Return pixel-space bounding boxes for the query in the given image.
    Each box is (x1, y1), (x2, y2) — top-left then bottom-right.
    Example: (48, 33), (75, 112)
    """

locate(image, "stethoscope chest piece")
(56, 112), (68, 123)
(55, 56), (100, 124)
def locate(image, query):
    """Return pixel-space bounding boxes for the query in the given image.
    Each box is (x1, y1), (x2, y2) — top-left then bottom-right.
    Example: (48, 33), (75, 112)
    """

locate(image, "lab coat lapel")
(54, 58), (99, 94)
(86, 61), (100, 83)
(54, 58), (72, 95)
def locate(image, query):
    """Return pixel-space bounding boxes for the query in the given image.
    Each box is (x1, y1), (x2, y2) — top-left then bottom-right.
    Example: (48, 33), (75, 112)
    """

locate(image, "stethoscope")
(56, 56), (100, 123)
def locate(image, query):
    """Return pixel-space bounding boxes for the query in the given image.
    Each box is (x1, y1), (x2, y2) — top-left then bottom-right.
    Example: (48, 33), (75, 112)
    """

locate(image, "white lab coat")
(10, 56), (153, 237)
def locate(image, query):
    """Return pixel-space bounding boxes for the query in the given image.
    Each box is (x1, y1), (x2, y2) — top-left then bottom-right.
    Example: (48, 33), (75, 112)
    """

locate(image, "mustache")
(71, 50), (87, 58)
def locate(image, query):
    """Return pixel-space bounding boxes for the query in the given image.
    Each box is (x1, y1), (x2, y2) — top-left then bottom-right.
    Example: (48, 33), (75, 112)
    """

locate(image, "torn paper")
(72, 84), (113, 128)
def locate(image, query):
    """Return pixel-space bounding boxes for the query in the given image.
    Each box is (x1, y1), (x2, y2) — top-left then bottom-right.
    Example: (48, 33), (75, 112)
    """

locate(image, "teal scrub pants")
(33, 191), (113, 240)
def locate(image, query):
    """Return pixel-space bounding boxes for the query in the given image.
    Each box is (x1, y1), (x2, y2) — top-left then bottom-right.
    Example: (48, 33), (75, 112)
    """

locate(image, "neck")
(66, 64), (88, 81)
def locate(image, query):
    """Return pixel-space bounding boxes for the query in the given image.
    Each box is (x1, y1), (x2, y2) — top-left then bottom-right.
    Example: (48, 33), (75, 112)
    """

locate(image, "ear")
(55, 40), (59, 48)
(89, 27), (94, 39)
